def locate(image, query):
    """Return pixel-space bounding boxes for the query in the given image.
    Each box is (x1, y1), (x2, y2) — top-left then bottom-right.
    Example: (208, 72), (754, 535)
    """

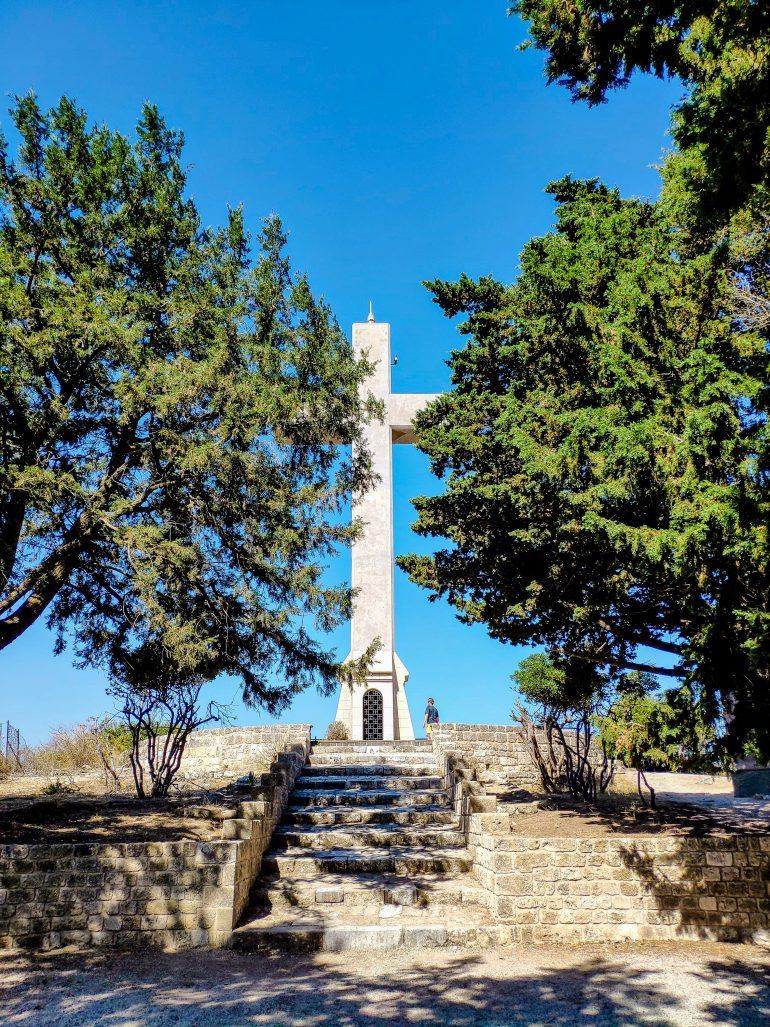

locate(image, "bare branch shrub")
(111, 680), (231, 799)
(89, 717), (129, 790)
(513, 701), (565, 793)
(512, 653), (614, 803)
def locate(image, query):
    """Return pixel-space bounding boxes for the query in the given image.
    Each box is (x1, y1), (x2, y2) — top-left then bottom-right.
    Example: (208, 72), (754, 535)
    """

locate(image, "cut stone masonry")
(0, 729), (311, 951)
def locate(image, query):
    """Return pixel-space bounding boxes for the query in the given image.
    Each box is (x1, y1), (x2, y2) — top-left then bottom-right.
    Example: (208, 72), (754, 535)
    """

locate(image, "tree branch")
(558, 645), (684, 679)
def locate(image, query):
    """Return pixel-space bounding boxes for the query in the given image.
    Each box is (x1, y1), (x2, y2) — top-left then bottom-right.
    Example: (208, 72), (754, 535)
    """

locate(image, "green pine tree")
(511, 0), (770, 228)
(399, 177), (770, 756)
(0, 96), (378, 711)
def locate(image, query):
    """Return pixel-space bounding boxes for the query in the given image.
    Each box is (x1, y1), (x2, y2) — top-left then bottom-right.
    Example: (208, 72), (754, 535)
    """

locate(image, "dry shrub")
(326, 721), (349, 741)
(23, 721), (101, 775)
(20, 718), (129, 788)
(113, 681), (229, 798)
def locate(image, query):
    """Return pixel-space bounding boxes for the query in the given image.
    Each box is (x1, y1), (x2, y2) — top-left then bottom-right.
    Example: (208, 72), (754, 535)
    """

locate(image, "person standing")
(422, 697), (440, 737)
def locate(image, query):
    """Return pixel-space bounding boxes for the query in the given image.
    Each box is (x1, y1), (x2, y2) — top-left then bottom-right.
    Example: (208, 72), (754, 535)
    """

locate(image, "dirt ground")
(0, 789), (240, 844)
(495, 771), (770, 838)
(501, 793), (770, 838)
(0, 772), (116, 799)
(1, 942), (769, 1026)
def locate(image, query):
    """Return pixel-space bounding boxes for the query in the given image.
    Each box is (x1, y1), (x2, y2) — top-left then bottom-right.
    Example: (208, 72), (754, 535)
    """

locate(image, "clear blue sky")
(0, 2), (681, 743)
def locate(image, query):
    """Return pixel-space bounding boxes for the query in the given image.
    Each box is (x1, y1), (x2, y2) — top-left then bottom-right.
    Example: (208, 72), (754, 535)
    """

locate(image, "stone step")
(284, 805), (456, 827)
(290, 788), (447, 807)
(251, 872), (488, 912)
(231, 910), (510, 952)
(301, 764), (438, 777)
(262, 847), (473, 877)
(311, 741), (433, 752)
(273, 825), (466, 851)
(308, 752), (435, 767)
(294, 774), (443, 791)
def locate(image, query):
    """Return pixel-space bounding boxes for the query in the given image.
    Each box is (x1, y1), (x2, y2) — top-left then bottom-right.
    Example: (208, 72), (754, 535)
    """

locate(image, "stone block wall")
(431, 723), (605, 791)
(0, 730), (310, 951)
(471, 829), (770, 943)
(432, 728), (770, 943)
(431, 723), (543, 789)
(0, 838), (241, 951)
(434, 748), (500, 867)
(174, 724), (311, 782)
(229, 740), (309, 923)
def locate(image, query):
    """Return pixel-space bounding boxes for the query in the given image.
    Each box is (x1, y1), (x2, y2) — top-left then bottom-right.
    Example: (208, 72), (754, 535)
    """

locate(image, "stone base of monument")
(732, 767), (770, 797)
(230, 738), (501, 951)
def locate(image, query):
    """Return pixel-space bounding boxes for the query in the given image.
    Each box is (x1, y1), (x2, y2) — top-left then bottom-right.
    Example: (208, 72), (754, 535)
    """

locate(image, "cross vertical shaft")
(334, 316), (437, 741)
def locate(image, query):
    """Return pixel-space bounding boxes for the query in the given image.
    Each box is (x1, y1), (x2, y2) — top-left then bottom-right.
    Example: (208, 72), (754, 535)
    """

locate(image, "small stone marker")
(387, 883), (418, 906)
(315, 887), (344, 904)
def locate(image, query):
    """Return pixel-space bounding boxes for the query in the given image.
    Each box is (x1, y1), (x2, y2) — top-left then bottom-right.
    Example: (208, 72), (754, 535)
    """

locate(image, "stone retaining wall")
(174, 724), (311, 781)
(432, 728), (770, 944)
(431, 723), (603, 791)
(435, 748), (499, 867)
(431, 723), (548, 789)
(471, 830), (770, 942)
(0, 729), (311, 951)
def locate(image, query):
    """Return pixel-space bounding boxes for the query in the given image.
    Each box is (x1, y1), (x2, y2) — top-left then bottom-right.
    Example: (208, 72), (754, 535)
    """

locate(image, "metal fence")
(5, 720), (21, 768)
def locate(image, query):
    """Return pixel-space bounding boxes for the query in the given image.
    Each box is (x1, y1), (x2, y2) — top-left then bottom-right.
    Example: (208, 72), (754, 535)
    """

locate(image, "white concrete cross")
(334, 310), (438, 740)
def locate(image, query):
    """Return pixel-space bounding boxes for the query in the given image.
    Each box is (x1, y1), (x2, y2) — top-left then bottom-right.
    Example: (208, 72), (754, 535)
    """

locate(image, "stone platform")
(4, 724), (769, 952)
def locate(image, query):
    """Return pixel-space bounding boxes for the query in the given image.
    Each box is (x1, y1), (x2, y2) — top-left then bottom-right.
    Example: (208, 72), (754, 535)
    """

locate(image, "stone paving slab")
(251, 870), (489, 910)
(308, 752), (436, 765)
(284, 803), (456, 827)
(231, 903), (502, 951)
(301, 763), (438, 776)
(294, 774), (444, 790)
(273, 824), (467, 850)
(310, 741), (433, 750)
(262, 846), (473, 876)
(290, 788), (447, 806)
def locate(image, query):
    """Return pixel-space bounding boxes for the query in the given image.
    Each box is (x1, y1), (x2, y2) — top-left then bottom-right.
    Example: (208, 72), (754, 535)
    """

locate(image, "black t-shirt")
(425, 705), (439, 724)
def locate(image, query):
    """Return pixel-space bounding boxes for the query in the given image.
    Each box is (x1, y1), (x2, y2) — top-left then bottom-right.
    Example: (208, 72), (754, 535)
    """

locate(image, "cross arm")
(389, 393), (439, 444)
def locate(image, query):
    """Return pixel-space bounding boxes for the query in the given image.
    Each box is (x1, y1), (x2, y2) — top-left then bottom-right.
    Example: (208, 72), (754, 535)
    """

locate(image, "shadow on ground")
(2, 944), (770, 1026)
(0, 790), (235, 844)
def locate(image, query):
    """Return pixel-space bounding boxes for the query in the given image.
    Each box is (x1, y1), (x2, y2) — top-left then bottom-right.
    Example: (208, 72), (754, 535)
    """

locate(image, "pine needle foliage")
(0, 96), (378, 711)
(511, 0), (770, 229)
(399, 177), (770, 757)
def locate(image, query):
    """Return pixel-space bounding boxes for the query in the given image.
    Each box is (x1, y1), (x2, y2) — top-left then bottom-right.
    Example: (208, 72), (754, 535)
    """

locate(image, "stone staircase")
(231, 739), (503, 951)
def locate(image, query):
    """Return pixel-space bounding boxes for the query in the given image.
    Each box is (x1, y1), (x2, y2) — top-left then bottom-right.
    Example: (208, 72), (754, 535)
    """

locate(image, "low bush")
(326, 720), (349, 741)
(512, 653), (614, 803)
(41, 779), (78, 795)
(111, 680), (230, 799)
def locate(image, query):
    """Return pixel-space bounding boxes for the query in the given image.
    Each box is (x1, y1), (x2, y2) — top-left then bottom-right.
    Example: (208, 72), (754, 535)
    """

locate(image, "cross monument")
(334, 308), (438, 740)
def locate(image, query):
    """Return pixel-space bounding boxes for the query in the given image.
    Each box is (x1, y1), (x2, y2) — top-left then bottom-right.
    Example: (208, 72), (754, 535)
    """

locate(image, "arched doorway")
(362, 688), (383, 740)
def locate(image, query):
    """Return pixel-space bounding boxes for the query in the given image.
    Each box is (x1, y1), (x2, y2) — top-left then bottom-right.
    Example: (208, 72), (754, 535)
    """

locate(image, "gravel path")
(2, 942), (770, 1026)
